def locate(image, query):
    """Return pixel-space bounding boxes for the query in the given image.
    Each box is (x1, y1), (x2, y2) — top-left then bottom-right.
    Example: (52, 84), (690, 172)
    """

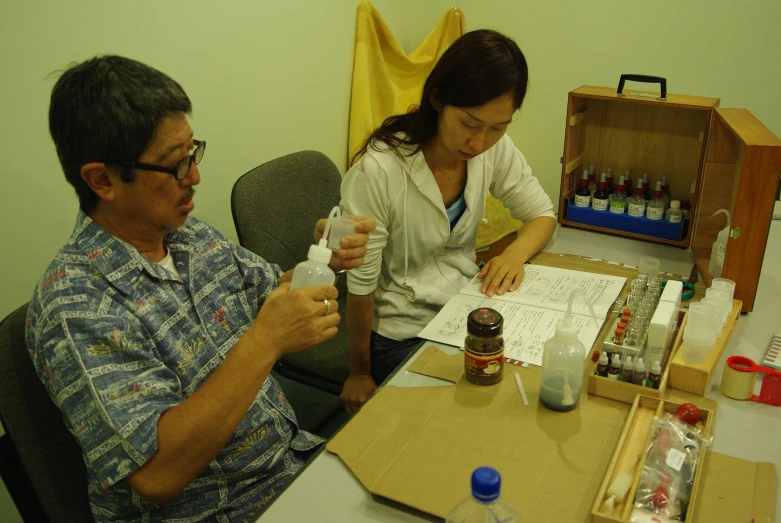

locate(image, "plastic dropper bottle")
(539, 289), (598, 412)
(646, 182), (665, 221)
(647, 360), (662, 389)
(588, 165), (597, 194)
(708, 209), (732, 279)
(574, 170), (591, 207)
(633, 357), (647, 386)
(627, 179), (646, 217)
(642, 173), (651, 201)
(605, 168), (615, 195)
(609, 175), (627, 214)
(608, 353), (622, 380)
(597, 351), (609, 377)
(623, 170), (632, 191)
(289, 208), (337, 290)
(660, 176), (671, 209)
(666, 200), (683, 223)
(592, 173), (610, 211)
(621, 356), (634, 382)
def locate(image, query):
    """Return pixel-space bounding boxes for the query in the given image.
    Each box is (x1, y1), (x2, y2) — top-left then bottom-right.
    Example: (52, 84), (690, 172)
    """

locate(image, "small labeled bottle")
(660, 176), (671, 209)
(646, 182), (665, 220)
(445, 467), (523, 523)
(621, 356), (634, 382)
(609, 175), (627, 214)
(588, 165), (597, 194)
(289, 243), (335, 290)
(647, 360), (662, 389)
(464, 308), (504, 385)
(627, 179), (646, 217)
(597, 351), (609, 377)
(665, 200), (683, 223)
(642, 173), (651, 201)
(608, 353), (621, 380)
(623, 170), (632, 192)
(591, 173), (610, 211)
(633, 357), (647, 386)
(605, 168), (615, 195)
(574, 170), (591, 207)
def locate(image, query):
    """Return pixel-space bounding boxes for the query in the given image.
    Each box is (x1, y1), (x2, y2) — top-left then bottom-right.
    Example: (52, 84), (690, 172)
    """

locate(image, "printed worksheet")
(417, 265), (625, 367)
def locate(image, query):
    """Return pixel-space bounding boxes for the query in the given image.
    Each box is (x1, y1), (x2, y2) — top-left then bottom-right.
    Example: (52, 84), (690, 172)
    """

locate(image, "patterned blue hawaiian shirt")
(26, 211), (323, 523)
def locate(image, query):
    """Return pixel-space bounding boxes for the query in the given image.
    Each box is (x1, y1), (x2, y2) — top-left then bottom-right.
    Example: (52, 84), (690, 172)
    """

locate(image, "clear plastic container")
(446, 467), (522, 523)
(289, 243), (335, 290)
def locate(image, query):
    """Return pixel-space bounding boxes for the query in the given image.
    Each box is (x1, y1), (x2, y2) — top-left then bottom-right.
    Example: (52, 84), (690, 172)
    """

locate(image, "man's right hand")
(250, 283), (340, 359)
(340, 373), (378, 414)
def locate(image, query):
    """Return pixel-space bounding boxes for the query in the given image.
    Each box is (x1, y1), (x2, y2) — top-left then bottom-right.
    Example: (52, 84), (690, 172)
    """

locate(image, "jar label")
(574, 194), (590, 208)
(667, 213), (682, 223)
(592, 198), (609, 211)
(628, 202), (645, 217)
(646, 206), (664, 220)
(609, 200), (625, 214)
(464, 347), (504, 382)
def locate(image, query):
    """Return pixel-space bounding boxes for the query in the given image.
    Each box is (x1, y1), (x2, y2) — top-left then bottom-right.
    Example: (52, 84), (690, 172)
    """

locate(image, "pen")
(514, 373), (529, 406)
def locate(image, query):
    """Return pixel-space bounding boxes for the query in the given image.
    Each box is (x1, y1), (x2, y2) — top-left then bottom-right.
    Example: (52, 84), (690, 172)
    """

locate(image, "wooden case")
(558, 83), (781, 312)
(591, 395), (714, 523)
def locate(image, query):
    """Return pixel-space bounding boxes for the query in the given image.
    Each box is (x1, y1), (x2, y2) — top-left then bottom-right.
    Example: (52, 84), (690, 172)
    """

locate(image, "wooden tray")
(591, 395), (715, 522)
(668, 299), (742, 395)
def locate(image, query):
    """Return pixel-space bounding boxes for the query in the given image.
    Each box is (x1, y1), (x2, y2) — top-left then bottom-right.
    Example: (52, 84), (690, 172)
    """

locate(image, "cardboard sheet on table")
(327, 346), (630, 521)
(328, 346), (777, 522)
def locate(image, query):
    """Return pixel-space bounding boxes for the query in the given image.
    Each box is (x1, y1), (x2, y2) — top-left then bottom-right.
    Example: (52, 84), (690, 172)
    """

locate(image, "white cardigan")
(340, 134), (555, 340)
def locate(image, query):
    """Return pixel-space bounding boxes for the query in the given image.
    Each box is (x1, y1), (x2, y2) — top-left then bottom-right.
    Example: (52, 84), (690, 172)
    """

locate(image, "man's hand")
(250, 283), (340, 359)
(340, 373), (378, 414)
(477, 254), (526, 297)
(314, 215), (376, 271)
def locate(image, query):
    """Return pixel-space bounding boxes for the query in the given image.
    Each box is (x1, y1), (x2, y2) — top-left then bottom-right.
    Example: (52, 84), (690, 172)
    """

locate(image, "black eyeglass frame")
(105, 139), (205, 180)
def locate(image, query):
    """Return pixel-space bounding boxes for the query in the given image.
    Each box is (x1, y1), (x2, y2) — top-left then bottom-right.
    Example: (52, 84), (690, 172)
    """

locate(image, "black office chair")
(231, 151), (351, 396)
(0, 304), (94, 522)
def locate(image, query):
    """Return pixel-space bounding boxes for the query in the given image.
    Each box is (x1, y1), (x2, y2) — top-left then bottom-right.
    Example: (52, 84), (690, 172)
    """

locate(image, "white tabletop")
(259, 224), (781, 522)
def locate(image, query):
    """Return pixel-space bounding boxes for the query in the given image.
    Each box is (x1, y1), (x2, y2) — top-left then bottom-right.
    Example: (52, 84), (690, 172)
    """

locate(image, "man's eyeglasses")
(106, 140), (206, 181)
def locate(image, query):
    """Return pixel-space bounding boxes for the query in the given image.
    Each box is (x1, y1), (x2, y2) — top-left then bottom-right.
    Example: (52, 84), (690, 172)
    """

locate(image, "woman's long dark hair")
(352, 29), (528, 165)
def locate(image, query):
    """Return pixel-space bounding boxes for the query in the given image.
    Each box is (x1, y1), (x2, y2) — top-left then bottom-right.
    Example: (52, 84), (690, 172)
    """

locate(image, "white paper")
(459, 265), (625, 318)
(417, 265), (625, 367)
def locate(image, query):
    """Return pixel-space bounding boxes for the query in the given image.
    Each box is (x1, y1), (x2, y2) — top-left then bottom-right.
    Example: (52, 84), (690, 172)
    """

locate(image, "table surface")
(259, 224), (781, 522)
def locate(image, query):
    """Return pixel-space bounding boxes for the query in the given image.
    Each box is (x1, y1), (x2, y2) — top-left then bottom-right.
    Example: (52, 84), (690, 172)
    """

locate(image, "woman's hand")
(477, 253), (526, 297)
(314, 215), (377, 271)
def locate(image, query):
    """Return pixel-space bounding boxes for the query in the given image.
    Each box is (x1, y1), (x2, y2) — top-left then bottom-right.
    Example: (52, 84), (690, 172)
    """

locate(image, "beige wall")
(1, 0), (779, 319)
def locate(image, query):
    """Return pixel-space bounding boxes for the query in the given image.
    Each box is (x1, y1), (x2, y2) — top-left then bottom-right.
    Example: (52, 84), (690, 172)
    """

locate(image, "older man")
(26, 55), (374, 522)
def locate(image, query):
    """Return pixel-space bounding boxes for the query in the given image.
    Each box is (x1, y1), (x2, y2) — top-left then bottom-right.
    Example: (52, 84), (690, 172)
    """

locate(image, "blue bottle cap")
(471, 467), (501, 502)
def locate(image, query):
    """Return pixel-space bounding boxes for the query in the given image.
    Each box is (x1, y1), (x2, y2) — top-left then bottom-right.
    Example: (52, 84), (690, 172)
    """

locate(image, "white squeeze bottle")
(289, 207), (339, 290)
(445, 467), (522, 523)
(708, 209), (731, 279)
(539, 289), (598, 412)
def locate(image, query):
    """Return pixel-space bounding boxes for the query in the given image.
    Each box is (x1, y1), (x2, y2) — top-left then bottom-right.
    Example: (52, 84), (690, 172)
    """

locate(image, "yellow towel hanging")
(347, 0), (523, 250)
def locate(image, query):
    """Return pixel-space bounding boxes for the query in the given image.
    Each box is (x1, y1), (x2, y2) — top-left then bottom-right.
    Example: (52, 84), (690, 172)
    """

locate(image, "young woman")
(339, 29), (556, 413)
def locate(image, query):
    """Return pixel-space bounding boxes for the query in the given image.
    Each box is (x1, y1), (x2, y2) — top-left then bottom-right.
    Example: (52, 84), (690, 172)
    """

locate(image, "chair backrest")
(0, 304), (93, 523)
(231, 150), (342, 272)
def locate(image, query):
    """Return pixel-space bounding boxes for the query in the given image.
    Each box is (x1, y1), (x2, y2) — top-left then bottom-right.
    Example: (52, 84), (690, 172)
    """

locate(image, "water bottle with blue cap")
(445, 467), (522, 522)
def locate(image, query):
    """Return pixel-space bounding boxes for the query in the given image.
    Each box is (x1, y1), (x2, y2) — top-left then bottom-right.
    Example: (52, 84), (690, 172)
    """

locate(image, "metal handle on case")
(617, 74), (667, 99)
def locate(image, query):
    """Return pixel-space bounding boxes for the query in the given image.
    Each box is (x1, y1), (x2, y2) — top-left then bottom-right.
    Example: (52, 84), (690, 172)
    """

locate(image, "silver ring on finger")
(323, 299), (331, 316)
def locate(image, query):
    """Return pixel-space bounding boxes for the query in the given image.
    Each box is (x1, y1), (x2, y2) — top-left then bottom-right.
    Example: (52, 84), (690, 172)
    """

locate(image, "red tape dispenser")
(720, 356), (781, 406)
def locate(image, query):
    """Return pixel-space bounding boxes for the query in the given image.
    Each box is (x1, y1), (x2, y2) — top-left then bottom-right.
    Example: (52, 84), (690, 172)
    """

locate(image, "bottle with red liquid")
(591, 173), (610, 211)
(588, 165), (597, 194)
(574, 170), (591, 207)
